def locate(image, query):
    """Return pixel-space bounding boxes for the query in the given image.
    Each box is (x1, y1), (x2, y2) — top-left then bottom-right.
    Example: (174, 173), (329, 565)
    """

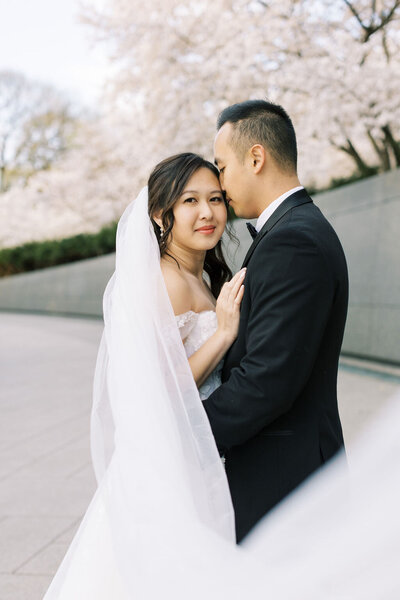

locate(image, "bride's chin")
(179, 231), (224, 252)
(193, 238), (221, 251)
(194, 231), (224, 248)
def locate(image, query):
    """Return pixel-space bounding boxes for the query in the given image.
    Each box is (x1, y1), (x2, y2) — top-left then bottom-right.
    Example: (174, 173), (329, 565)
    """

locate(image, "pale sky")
(0, 0), (111, 107)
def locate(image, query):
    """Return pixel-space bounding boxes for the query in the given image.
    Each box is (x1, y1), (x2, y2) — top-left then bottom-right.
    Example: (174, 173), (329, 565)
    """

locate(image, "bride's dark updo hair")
(148, 152), (235, 298)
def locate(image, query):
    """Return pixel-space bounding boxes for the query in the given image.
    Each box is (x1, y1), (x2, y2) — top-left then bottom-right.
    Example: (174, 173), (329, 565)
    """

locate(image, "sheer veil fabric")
(90, 185), (235, 541)
(43, 187), (400, 599)
(43, 186), (242, 599)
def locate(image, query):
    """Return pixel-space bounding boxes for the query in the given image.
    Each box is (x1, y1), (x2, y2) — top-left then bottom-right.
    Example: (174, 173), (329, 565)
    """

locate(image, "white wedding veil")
(43, 186), (400, 599)
(43, 186), (241, 599)
(90, 185), (235, 540)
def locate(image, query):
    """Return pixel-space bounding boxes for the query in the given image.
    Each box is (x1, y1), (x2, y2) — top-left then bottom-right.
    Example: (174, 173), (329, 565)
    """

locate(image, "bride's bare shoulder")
(160, 260), (192, 315)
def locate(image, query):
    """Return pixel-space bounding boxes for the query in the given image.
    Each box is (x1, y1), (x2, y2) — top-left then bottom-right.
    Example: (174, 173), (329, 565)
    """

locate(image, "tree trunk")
(382, 124), (400, 167)
(367, 130), (391, 171)
(339, 138), (374, 176)
(0, 165), (5, 193)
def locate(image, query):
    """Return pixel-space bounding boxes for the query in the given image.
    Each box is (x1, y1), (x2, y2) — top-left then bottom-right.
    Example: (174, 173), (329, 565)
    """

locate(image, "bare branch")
(344, 0), (400, 43)
(344, 0), (365, 30)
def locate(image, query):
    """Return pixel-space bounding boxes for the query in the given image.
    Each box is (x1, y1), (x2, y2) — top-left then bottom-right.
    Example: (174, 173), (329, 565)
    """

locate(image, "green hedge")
(0, 222), (117, 277)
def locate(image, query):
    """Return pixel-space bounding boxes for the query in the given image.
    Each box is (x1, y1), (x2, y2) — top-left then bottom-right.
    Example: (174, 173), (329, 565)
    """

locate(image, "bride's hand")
(215, 268), (246, 345)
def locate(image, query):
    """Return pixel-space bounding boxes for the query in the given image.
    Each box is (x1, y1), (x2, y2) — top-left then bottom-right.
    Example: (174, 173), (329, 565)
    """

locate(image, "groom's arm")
(203, 227), (334, 453)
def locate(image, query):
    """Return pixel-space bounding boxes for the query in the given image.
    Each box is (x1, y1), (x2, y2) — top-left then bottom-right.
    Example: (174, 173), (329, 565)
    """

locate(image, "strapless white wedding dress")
(176, 310), (222, 400)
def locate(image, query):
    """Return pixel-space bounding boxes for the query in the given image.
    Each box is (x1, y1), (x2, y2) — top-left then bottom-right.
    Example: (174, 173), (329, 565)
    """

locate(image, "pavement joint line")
(0, 432), (90, 483)
(0, 432), (87, 471)
(0, 308), (104, 322)
(2, 572), (54, 577)
(12, 517), (83, 575)
(0, 413), (90, 451)
(14, 571), (54, 576)
(0, 410), (91, 454)
(0, 515), (85, 519)
(51, 516), (82, 541)
(65, 460), (93, 480)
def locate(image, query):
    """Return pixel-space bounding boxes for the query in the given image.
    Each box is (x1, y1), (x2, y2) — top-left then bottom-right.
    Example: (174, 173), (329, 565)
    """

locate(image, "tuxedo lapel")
(241, 189), (313, 268)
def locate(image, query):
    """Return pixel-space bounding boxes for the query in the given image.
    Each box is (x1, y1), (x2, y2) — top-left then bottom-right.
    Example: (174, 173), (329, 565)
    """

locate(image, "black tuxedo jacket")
(203, 189), (348, 542)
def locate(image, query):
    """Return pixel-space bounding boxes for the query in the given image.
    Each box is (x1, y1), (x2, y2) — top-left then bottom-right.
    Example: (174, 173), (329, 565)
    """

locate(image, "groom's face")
(214, 123), (257, 219)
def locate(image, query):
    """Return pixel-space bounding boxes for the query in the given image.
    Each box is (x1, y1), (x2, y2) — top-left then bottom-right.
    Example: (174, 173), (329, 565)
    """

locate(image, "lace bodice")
(175, 310), (223, 400)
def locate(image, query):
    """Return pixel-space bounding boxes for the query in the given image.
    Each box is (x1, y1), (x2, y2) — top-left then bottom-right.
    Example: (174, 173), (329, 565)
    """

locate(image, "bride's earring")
(159, 225), (164, 237)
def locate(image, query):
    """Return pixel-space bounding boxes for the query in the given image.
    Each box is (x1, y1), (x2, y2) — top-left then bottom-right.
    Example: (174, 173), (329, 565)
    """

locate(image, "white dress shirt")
(255, 186), (304, 233)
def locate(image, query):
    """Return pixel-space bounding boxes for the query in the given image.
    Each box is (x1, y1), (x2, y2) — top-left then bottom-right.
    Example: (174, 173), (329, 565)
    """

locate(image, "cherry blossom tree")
(81, 0), (400, 184)
(292, 0), (400, 175)
(0, 71), (77, 192)
(2, 1), (399, 248)
(0, 117), (136, 248)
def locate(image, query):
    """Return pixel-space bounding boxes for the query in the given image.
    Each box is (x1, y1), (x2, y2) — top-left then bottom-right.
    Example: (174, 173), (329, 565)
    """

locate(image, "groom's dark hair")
(217, 100), (297, 173)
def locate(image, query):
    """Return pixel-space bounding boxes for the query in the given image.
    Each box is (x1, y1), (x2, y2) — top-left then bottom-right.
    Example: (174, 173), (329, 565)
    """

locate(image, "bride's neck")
(163, 243), (205, 279)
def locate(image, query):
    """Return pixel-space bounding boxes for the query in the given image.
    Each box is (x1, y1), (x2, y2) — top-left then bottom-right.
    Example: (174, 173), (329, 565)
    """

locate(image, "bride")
(43, 152), (246, 599)
(43, 153), (400, 599)
(149, 153), (245, 402)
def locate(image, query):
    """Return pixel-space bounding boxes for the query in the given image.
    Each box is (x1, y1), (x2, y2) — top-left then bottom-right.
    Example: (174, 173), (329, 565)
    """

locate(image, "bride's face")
(170, 168), (227, 252)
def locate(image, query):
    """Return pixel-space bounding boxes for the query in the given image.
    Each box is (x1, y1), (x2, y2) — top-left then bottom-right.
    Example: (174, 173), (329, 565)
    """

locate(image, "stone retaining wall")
(1, 168), (399, 363)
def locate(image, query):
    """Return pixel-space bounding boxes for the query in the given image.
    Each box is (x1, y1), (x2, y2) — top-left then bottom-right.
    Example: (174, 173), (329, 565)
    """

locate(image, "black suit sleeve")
(202, 227), (334, 452)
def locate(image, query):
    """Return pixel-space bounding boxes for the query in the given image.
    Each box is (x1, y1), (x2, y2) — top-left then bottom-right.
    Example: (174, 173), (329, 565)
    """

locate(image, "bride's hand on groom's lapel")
(215, 268), (246, 345)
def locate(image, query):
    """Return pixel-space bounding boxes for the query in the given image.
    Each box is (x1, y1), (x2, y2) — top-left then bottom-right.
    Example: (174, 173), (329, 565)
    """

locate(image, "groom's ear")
(248, 144), (265, 174)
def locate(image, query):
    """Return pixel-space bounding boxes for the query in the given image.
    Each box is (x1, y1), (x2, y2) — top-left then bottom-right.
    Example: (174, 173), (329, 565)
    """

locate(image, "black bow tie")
(246, 222), (258, 240)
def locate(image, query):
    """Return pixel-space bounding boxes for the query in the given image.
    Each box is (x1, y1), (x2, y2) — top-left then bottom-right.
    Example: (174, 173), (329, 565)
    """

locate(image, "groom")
(203, 100), (348, 542)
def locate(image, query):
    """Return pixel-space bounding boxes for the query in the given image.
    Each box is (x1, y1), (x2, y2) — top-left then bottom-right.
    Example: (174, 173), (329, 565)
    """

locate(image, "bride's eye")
(183, 197), (197, 203)
(210, 196), (223, 202)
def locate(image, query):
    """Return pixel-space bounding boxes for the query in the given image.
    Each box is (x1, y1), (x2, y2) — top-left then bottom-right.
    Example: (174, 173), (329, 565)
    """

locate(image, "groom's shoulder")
(253, 202), (341, 260)
(259, 203), (319, 245)
(269, 200), (336, 242)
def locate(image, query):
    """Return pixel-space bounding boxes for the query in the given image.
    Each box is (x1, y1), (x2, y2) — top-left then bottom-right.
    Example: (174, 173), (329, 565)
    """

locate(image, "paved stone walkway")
(0, 312), (399, 600)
